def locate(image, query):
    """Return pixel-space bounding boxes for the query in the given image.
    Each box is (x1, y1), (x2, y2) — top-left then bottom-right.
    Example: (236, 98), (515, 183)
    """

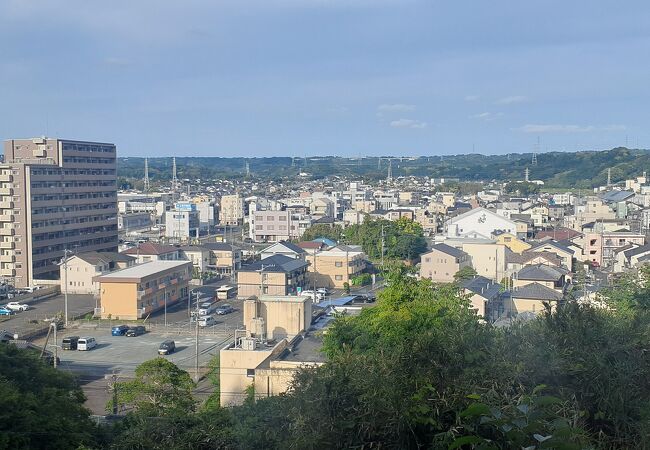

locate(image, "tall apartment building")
(220, 194), (244, 225)
(0, 138), (118, 287)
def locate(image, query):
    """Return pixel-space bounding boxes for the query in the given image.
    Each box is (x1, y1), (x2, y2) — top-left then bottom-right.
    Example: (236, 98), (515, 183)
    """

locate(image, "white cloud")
(464, 95), (480, 102)
(390, 118), (427, 129)
(515, 124), (596, 133)
(470, 111), (503, 121)
(378, 103), (416, 112)
(496, 95), (528, 105)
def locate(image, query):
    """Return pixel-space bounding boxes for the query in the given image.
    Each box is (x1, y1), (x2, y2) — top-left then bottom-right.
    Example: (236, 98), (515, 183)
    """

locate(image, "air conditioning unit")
(32, 137), (46, 144)
(240, 337), (257, 351)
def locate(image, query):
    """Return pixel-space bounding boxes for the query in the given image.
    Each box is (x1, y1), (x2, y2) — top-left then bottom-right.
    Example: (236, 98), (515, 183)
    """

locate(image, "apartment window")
(335, 261), (343, 267)
(425, 257), (430, 263)
(279, 216), (286, 221)
(267, 216), (274, 221)
(335, 275), (343, 281)
(246, 369), (255, 377)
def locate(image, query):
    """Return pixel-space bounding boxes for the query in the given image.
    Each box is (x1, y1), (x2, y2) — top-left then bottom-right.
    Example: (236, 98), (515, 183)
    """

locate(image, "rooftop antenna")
(144, 157), (150, 192)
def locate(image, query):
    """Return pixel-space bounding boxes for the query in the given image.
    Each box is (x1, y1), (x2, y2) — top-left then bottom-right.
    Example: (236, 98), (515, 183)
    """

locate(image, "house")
(121, 242), (183, 264)
(583, 231), (645, 268)
(492, 231), (531, 254)
(179, 246), (211, 273)
(202, 243), (242, 276)
(445, 207), (518, 239)
(461, 242), (507, 281)
(460, 276), (502, 318)
(296, 241), (327, 256)
(419, 244), (471, 283)
(527, 240), (574, 271)
(60, 252), (135, 295)
(514, 264), (571, 293)
(505, 250), (562, 277)
(507, 282), (563, 315)
(260, 241), (307, 260)
(615, 244), (650, 271)
(237, 255), (309, 297)
(307, 245), (367, 289)
(94, 260), (192, 320)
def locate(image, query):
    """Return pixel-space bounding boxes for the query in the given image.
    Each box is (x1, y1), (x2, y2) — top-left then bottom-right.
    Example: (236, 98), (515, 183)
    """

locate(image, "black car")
(158, 340), (176, 355)
(62, 336), (80, 350)
(126, 326), (146, 337)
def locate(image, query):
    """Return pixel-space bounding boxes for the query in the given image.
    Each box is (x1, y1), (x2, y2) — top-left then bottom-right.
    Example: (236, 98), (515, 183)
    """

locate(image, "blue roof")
(313, 237), (337, 247)
(316, 296), (357, 308)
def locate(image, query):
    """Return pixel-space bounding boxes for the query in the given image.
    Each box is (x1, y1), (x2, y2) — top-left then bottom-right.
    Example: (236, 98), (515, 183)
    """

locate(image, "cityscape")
(1, 2), (650, 450)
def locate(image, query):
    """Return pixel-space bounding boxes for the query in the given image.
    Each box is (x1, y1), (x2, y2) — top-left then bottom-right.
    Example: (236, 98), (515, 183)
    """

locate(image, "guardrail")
(68, 319), (237, 337)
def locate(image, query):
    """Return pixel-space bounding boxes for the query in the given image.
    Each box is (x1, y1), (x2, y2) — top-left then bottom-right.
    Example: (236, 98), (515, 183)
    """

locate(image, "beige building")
(461, 242), (507, 281)
(203, 243), (242, 276)
(237, 255), (308, 297)
(60, 252), (134, 295)
(507, 282), (563, 315)
(307, 245), (366, 289)
(0, 138), (118, 288)
(251, 210), (300, 242)
(420, 244), (471, 283)
(220, 194), (244, 225)
(121, 242), (183, 264)
(220, 294), (323, 407)
(94, 260), (192, 320)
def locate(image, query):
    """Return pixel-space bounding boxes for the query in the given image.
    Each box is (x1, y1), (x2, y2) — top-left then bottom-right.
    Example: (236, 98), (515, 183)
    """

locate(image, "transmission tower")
(144, 158), (150, 192)
(607, 168), (611, 187)
(532, 137), (540, 166)
(172, 157), (178, 191)
(524, 167), (530, 182)
(245, 161), (250, 177)
(387, 159), (393, 182)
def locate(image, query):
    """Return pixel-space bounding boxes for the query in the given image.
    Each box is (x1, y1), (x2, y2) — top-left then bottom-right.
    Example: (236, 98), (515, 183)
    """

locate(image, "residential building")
(308, 245), (366, 289)
(461, 242), (507, 281)
(121, 242), (183, 264)
(180, 246), (211, 273)
(583, 231), (645, 268)
(94, 260), (192, 320)
(527, 240), (574, 271)
(220, 194), (244, 225)
(164, 208), (200, 241)
(493, 231), (531, 254)
(252, 210), (294, 242)
(243, 295), (312, 341)
(260, 241), (306, 260)
(237, 255), (309, 297)
(460, 276), (502, 318)
(202, 243), (242, 276)
(60, 251), (135, 295)
(507, 282), (563, 315)
(445, 207), (517, 239)
(0, 138), (118, 288)
(513, 264), (571, 293)
(419, 244), (471, 283)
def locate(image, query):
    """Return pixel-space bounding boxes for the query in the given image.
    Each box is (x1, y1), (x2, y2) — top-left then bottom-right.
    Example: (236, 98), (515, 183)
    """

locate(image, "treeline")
(117, 147), (650, 188)
(3, 267), (650, 448)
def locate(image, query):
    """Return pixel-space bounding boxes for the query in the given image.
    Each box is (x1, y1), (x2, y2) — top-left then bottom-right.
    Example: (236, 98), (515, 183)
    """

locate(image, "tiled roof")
(122, 242), (179, 256)
(511, 282), (563, 301)
(242, 254), (309, 273)
(427, 243), (468, 259)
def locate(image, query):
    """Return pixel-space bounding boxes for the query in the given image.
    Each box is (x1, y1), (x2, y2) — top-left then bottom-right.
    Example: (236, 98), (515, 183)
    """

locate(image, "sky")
(0, 0), (649, 157)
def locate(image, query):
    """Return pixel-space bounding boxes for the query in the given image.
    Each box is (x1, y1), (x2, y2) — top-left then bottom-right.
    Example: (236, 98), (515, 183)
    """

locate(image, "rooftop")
(242, 254), (309, 273)
(428, 243), (468, 259)
(122, 242), (179, 256)
(511, 282), (563, 301)
(94, 260), (191, 282)
(278, 334), (326, 363)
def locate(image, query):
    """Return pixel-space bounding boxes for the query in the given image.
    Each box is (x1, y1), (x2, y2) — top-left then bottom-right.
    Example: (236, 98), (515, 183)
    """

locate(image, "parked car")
(316, 288), (330, 296)
(6, 302), (30, 311)
(111, 325), (130, 336)
(126, 326), (146, 337)
(24, 286), (42, 293)
(158, 340), (175, 355)
(214, 304), (234, 315)
(0, 307), (14, 316)
(301, 290), (325, 301)
(62, 336), (80, 350)
(77, 337), (97, 351)
(198, 315), (217, 327)
(198, 301), (218, 316)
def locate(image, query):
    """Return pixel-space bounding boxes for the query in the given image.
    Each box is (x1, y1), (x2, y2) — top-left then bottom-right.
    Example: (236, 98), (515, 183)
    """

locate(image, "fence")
(69, 318), (237, 337)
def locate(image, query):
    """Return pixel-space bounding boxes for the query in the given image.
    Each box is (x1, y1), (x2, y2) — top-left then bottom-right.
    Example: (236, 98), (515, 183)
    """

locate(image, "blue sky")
(0, 0), (648, 157)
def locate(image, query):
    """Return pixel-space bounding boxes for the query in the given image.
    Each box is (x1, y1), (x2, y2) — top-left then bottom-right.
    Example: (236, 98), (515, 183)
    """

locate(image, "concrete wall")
(243, 296), (312, 340)
(419, 248), (468, 283)
(462, 243), (507, 281)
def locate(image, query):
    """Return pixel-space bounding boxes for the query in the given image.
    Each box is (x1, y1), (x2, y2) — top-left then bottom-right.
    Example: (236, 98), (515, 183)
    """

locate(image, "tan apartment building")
(251, 210), (298, 242)
(237, 255), (309, 297)
(461, 242), (507, 281)
(420, 243), (471, 283)
(583, 231), (645, 268)
(307, 245), (366, 289)
(60, 252), (134, 295)
(220, 194), (244, 225)
(203, 243), (242, 276)
(94, 260), (192, 320)
(0, 138), (118, 288)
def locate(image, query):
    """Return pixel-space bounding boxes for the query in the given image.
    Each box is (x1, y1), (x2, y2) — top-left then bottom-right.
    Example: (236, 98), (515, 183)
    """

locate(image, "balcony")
(0, 188), (13, 196)
(0, 255), (14, 263)
(0, 268), (15, 277)
(0, 228), (14, 236)
(0, 214), (14, 222)
(0, 174), (11, 182)
(0, 201), (14, 209)
(0, 241), (14, 249)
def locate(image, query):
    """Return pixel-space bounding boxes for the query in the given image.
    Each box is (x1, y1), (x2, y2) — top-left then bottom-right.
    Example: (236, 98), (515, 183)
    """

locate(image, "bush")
(351, 273), (372, 286)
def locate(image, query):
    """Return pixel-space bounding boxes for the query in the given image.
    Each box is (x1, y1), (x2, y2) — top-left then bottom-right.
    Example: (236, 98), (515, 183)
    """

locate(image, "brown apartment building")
(0, 138), (118, 287)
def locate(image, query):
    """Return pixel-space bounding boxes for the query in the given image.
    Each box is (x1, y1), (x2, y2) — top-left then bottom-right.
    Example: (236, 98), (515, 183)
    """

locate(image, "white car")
(301, 290), (325, 301)
(6, 301), (29, 311)
(198, 315), (217, 327)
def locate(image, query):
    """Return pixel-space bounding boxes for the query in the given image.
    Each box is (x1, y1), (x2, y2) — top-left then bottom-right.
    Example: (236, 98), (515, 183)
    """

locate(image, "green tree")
(504, 181), (540, 196)
(454, 266), (478, 282)
(0, 343), (99, 450)
(111, 358), (195, 417)
(300, 224), (342, 242)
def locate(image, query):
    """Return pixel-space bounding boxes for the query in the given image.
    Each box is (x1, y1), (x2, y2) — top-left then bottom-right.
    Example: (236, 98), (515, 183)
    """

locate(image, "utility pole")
(52, 322), (58, 368)
(61, 248), (72, 328)
(194, 292), (200, 382)
(110, 372), (118, 414)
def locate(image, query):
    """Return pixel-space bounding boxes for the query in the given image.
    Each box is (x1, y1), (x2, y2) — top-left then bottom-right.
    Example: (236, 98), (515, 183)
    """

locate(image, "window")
(335, 261), (343, 267)
(246, 369), (255, 377)
(425, 257), (430, 263)
(335, 275), (343, 281)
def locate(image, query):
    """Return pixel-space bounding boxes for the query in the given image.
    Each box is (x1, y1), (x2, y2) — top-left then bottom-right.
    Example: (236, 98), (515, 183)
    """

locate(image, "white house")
(445, 207), (518, 239)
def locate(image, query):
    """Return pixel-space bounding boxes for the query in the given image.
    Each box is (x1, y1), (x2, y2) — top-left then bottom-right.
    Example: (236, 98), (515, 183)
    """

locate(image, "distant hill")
(117, 147), (649, 189)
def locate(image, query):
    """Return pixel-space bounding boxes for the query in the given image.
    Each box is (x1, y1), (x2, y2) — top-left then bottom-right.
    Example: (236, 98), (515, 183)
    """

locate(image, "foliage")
(201, 355), (221, 412)
(351, 273), (372, 286)
(342, 217), (427, 260)
(454, 266), (478, 282)
(343, 282), (350, 294)
(0, 343), (99, 450)
(300, 224), (342, 243)
(111, 358), (196, 417)
(599, 265), (650, 314)
(504, 181), (541, 196)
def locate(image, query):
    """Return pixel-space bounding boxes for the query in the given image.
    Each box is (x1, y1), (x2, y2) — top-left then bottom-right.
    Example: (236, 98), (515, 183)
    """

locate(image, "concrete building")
(252, 210), (295, 242)
(118, 212), (153, 233)
(121, 242), (183, 264)
(202, 243), (242, 276)
(0, 138), (118, 288)
(164, 208), (200, 242)
(220, 194), (244, 225)
(420, 244), (471, 283)
(179, 246), (211, 273)
(445, 207), (517, 239)
(308, 245), (366, 289)
(94, 260), (192, 320)
(237, 255), (309, 297)
(461, 242), (507, 281)
(60, 251), (135, 295)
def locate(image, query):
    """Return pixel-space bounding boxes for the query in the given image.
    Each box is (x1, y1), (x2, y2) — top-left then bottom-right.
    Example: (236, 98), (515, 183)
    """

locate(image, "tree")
(111, 358), (195, 417)
(0, 343), (99, 450)
(300, 224), (342, 243)
(504, 181), (540, 197)
(454, 266), (477, 282)
(342, 217), (427, 261)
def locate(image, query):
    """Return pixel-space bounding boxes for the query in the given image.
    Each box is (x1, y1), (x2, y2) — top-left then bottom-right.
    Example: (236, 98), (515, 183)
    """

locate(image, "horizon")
(1, 1), (648, 157)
